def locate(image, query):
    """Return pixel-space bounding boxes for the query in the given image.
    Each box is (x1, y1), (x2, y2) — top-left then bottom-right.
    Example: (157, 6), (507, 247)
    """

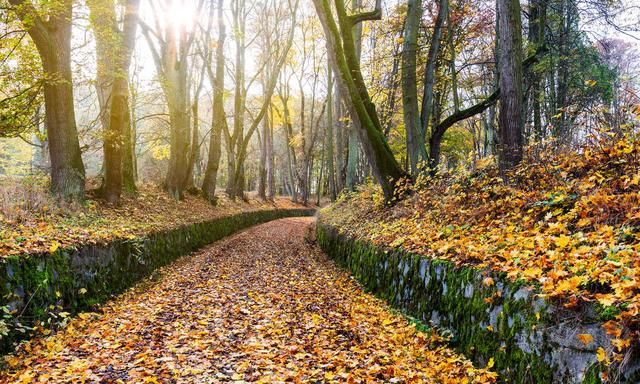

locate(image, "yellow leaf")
(487, 325), (494, 332)
(554, 235), (571, 249)
(523, 267), (542, 279)
(577, 333), (593, 345)
(4, 355), (21, 368)
(612, 338), (631, 351)
(556, 276), (583, 292)
(596, 347), (606, 362)
(49, 241), (60, 254)
(17, 370), (35, 384)
(382, 318), (396, 326)
(596, 294), (616, 307)
(487, 357), (495, 369)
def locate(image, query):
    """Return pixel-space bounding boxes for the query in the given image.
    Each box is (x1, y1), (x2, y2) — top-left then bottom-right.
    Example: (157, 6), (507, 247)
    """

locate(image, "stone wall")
(316, 221), (639, 384)
(0, 208), (315, 353)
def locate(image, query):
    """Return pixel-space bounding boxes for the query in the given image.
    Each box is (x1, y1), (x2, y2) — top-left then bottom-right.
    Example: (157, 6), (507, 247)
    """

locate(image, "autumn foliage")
(322, 138), (640, 364)
(1, 218), (496, 383)
(0, 185), (303, 258)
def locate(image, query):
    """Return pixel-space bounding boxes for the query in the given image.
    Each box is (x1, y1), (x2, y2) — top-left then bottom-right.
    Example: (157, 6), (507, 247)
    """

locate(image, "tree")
(496, 0), (524, 171)
(202, 0), (226, 203)
(141, 0), (202, 199)
(223, 0), (298, 199)
(8, 0), (86, 200)
(312, 0), (407, 201)
(401, 0), (448, 175)
(326, 66), (337, 200)
(88, 0), (141, 203)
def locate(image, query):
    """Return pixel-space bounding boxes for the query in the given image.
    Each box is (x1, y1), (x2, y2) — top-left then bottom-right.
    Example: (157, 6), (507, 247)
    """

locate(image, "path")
(1, 218), (494, 383)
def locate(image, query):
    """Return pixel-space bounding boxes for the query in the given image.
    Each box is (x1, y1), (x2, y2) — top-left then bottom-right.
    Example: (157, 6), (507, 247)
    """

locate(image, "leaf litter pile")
(0, 184), (302, 257)
(1, 217), (495, 383)
(321, 138), (640, 364)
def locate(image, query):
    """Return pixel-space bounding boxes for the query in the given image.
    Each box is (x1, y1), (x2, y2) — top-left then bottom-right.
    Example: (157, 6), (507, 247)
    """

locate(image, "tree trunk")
(345, 126), (358, 191)
(528, 0), (546, 141)
(202, 0), (226, 203)
(313, 0), (407, 201)
(401, 0), (426, 175)
(87, 0), (116, 191)
(326, 65), (336, 200)
(10, 0), (86, 200)
(165, 79), (190, 199)
(334, 81), (345, 192)
(422, 0), (448, 170)
(122, 99), (137, 192)
(258, 82), (268, 200)
(104, 0), (140, 203)
(496, 0), (524, 171)
(266, 103), (275, 199)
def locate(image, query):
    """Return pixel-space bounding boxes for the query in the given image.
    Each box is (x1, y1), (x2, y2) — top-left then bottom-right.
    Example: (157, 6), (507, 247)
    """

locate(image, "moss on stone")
(0, 208), (314, 354)
(317, 222), (557, 384)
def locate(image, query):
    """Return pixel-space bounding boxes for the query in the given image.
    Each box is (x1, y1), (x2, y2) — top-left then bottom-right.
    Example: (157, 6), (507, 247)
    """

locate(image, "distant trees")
(141, 0), (201, 199)
(223, 0), (298, 199)
(2, 0), (637, 205)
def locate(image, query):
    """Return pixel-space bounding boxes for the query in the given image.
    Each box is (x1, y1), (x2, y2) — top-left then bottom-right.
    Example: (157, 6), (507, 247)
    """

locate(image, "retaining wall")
(0, 208), (315, 353)
(316, 221), (639, 384)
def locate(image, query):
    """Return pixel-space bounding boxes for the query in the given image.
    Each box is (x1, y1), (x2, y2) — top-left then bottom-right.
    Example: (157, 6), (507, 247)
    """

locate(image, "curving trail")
(1, 217), (495, 383)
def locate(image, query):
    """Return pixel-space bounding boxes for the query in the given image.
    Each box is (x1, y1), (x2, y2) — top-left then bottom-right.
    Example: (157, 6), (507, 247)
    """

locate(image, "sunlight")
(162, 0), (198, 32)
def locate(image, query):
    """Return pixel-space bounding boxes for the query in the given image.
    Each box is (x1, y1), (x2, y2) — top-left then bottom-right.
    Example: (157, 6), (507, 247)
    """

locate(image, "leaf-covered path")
(1, 217), (495, 383)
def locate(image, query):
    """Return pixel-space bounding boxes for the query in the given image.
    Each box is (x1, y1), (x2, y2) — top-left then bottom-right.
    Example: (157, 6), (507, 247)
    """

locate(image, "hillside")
(321, 139), (640, 366)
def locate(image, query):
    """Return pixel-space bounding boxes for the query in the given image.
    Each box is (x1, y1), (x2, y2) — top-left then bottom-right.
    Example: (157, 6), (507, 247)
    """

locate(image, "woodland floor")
(1, 217), (495, 383)
(0, 183), (304, 257)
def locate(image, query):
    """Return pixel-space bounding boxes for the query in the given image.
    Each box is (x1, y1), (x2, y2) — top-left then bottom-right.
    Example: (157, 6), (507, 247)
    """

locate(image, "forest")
(0, 0), (639, 381)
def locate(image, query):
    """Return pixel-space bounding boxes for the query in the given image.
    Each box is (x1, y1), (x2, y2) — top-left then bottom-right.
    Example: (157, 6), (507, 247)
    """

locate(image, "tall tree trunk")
(334, 81), (345, 192)
(528, 0), (546, 141)
(326, 65), (336, 200)
(225, 0), (246, 199)
(258, 79), (269, 200)
(164, 72), (190, 199)
(87, 0), (116, 189)
(345, 0), (362, 192)
(298, 78), (308, 204)
(422, 0), (448, 170)
(103, 0), (140, 203)
(345, 126), (358, 191)
(313, 0), (407, 201)
(266, 103), (275, 199)
(126, 75), (139, 188)
(122, 100), (136, 192)
(202, 0), (226, 203)
(10, 0), (86, 200)
(401, 0), (426, 175)
(280, 88), (299, 202)
(496, 0), (524, 171)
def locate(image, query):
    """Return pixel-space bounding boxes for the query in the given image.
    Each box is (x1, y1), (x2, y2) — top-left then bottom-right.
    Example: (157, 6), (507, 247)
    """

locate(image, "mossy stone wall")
(0, 208), (315, 354)
(316, 222), (639, 384)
